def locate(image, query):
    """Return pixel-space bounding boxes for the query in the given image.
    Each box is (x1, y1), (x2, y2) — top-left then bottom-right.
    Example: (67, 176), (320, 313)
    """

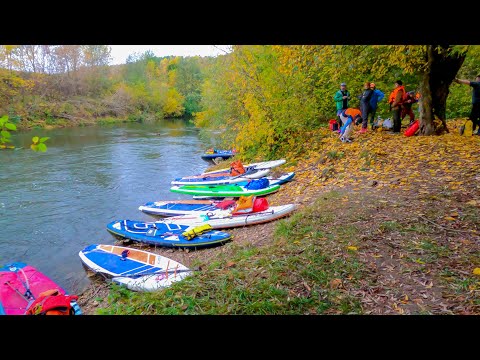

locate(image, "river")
(0, 119), (218, 294)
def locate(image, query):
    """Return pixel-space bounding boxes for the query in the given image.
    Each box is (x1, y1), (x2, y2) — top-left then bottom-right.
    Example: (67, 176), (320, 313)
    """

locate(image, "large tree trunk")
(419, 45), (466, 135)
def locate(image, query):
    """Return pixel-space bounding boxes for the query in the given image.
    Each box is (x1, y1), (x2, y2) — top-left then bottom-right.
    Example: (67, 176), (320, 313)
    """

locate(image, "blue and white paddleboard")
(79, 244), (192, 292)
(106, 220), (232, 248)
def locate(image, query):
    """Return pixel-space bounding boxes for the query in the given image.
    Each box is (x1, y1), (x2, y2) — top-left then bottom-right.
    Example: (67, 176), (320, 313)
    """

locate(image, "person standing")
(358, 82), (374, 133)
(388, 80), (406, 133)
(368, 82), (385, 129)
(334, 82), (351, 129)
(401, 91), (418, 125)
(454, 75), (480, 134)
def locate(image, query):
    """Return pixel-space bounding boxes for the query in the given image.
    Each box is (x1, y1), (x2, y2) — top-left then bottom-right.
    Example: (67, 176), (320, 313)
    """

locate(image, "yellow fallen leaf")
(330, 278), (342, 289)
(444, 216), (456, 221)
(450, 212), (459, 217)
(293, 240), (301, 245)
(473, 268), (480, 276)
(466, 200), (477, 206)
(347, 246), (358, 251)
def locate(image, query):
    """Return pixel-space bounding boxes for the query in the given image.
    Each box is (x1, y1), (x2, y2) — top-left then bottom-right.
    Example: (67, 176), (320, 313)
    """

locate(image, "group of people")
(333, 80), (419, 142)
(333, 74), (480, 142)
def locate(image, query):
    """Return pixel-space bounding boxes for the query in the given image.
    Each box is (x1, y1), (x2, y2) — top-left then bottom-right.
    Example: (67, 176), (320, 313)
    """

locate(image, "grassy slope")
(78, 119), (480, 315)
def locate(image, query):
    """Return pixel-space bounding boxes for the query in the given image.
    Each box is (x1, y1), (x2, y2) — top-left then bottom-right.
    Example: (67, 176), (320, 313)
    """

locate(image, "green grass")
(97, 191), (364, 315)
(93, 188), (480, 315)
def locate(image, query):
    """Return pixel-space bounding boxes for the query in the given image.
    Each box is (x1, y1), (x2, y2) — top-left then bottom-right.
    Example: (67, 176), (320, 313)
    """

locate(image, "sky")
(109, 45), (231, 65)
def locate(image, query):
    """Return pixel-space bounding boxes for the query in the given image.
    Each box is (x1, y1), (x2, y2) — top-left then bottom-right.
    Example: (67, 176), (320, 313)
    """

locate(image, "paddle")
(4, 281), (31, 302)
(112, 267), (198, 279)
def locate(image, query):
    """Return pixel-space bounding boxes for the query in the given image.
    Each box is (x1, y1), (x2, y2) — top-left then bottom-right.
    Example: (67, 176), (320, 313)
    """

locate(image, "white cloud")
(109, 45), (231, 65)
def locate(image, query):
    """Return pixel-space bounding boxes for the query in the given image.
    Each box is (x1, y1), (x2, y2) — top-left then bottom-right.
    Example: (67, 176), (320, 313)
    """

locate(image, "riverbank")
(16, 115), (146, 131)
(76, 120), (480, 315)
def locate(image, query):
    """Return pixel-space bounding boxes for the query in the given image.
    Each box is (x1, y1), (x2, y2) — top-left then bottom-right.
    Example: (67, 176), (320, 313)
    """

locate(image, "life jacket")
(232, 195), (256, 214)
(389, 85), (406, 105)
(25, 288), (79, 315)
(182, 223), (213, 240)
(229, 160), (245, 176)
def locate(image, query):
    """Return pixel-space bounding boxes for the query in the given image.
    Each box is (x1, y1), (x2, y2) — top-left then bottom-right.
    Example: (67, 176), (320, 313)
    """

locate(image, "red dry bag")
(404, 120), (419, 137)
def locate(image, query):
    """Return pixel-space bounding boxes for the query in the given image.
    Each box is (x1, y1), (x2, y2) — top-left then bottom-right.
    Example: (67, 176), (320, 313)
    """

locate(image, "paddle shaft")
(116, 269), (195, 278)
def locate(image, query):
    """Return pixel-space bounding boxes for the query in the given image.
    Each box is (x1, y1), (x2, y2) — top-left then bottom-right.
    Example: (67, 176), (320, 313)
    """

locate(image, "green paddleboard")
(170, 183), (281, 197)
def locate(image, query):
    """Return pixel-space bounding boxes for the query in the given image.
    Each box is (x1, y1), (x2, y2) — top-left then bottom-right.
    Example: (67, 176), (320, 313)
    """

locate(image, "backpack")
(329, 119), (338, 131)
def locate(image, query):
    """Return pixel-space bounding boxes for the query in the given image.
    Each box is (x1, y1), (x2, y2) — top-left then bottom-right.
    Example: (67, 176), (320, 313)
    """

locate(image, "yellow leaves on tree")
(163, 88), (185, 117)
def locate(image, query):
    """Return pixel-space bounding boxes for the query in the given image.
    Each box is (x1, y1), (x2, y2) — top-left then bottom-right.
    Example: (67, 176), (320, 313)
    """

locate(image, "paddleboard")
(170, 183), (281, 197)
(157, 204), (298, 229)
(0, 262), (82, 315)
(78, 244), (192, 292)
(106, 220), (233, 248)
(171, 168), (270, 186)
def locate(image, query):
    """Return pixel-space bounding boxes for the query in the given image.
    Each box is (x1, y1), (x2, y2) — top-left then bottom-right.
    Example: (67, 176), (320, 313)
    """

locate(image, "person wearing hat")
(454, 75), (480, 135)
(401, 90), (418, 125)
(334, 82), (351, 129)
(368, 82), (385, 129)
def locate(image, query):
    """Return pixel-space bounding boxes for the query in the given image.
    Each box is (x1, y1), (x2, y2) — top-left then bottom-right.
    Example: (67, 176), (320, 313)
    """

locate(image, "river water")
(0, 119), (217, 294)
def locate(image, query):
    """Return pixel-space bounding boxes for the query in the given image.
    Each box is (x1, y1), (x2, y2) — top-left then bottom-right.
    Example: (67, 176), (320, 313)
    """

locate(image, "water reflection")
(0, 119), (218, 294)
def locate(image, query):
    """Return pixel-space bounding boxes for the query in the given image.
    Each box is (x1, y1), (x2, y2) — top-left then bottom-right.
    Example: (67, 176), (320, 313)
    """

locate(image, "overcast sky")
(109, 45), (231, 64)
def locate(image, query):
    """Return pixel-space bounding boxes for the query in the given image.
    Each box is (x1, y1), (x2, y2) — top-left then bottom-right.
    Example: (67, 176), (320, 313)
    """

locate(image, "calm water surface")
(0, 119), (217, 293)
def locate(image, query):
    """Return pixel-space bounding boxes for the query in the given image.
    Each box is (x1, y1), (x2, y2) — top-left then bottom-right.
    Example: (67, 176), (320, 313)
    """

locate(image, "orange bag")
(229, 160), (245, 176)
(232, 195), (255, 214)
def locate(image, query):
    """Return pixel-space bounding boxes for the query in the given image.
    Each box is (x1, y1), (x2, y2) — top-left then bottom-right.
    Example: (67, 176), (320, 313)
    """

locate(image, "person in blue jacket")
(368, 82), (385, 130)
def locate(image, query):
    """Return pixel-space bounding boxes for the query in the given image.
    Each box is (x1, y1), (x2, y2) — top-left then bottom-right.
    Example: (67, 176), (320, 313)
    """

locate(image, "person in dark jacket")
(368, 82), (385, 129)
(333, 82), (351, 129)
(401, 91), (418, 125)
(358, 82), (374, 133)
(454, 75), (480, 134)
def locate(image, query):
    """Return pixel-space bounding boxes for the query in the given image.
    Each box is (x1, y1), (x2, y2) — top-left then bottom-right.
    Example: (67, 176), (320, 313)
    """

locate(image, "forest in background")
(1, 45), (479, 158)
